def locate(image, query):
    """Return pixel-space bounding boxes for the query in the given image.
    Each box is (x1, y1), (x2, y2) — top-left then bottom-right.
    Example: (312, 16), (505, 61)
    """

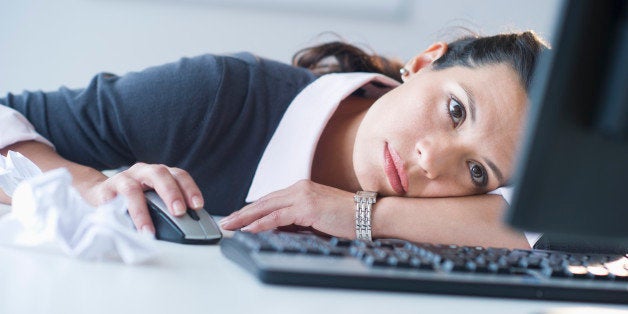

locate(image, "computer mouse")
(144, 191), (222, 244)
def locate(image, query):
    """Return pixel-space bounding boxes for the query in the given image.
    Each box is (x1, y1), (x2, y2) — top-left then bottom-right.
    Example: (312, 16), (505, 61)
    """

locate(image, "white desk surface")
(0, 204), (626, 314)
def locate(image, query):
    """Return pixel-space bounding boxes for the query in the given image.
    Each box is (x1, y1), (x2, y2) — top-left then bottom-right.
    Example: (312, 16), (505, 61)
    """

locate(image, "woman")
(0, 31), (547, 249)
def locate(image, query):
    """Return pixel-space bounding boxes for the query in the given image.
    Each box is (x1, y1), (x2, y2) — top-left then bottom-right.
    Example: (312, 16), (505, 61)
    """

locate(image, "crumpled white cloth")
(0, 151), (158, 264)
(0, 150), (43, 196)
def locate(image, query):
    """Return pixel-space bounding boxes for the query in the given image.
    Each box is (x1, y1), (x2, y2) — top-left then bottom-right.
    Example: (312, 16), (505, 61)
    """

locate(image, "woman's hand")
(3, 142), (205, 234)
(82, 163), (204, 235)
(220, 179), (356, 239)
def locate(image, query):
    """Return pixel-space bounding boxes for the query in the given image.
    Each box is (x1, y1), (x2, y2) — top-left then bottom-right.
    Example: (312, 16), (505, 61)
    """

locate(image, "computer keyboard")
(220, 230), (628, 304)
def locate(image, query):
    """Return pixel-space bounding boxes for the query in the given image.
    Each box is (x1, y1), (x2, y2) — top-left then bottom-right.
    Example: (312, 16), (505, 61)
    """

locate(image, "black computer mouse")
(144, 191), (222, 244)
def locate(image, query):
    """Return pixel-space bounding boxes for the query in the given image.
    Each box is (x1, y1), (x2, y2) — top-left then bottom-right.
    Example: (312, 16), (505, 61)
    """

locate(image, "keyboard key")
(329, 237), (352, 247)
(550, 265), (572, 278)
(389, 256), (413, 268)
(587, 264), (613, 280)
(350, 247), (367, 259)
(567, 265), (593, 279)
(363, 252), (389, 267)
(374, 239), (407, 249)
(604, 258), (628, 281)
(234, 232), (275, 251)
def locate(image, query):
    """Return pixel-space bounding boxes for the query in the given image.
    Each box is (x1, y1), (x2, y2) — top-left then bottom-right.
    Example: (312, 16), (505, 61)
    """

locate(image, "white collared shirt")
(0, 106), (54, 149)
(246, 72), (399, 202)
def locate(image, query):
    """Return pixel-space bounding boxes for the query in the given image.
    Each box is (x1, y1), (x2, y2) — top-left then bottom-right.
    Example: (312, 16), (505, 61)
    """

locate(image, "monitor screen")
(508, 0), (628, 253)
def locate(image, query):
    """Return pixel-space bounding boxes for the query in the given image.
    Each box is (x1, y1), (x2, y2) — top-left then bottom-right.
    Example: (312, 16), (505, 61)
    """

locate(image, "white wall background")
(0, 0), (562, 95)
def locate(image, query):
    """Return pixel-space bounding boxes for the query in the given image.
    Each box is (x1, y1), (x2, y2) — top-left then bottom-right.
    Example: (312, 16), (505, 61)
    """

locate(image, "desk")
(0, 204), (626, 314)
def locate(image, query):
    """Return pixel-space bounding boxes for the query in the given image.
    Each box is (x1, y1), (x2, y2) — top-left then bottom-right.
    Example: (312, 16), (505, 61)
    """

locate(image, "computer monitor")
(508, 0), (627, 253)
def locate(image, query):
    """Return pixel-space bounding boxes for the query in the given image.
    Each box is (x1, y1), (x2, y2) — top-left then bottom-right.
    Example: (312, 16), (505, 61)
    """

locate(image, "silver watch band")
(354, 191), (377, 241)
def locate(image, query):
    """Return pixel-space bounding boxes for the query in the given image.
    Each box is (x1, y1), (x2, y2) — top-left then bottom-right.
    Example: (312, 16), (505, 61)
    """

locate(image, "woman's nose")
(415, 139), (459, 180)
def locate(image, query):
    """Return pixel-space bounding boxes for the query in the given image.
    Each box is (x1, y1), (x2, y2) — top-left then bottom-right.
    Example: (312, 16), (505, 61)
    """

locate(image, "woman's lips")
(384, 142), (409, 195)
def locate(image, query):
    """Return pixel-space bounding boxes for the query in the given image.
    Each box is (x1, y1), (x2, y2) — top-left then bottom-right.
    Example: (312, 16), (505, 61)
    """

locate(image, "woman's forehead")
(439, 63), (524, 90)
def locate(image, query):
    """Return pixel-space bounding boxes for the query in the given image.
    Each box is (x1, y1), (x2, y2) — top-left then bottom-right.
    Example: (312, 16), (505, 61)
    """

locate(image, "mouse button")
(148, 206), (185, 241)
(145, 191), (173, 217)
(196, 209), (222, 239)
(173, 216), (206, 240)
(145, 191), (165, 206)
(145, 191), (189, 225)
(186, 209), (200, 221)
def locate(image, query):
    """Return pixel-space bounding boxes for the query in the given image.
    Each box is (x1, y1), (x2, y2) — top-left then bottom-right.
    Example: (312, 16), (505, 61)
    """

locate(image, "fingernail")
(240, 225), (252, 232)
(192, 196), (203, 209)
(173, 200), (186, 215)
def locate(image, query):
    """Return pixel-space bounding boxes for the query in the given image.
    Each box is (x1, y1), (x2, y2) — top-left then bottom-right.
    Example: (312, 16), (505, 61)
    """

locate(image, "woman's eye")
(448, 97), (466, 128)
(467, 161), (488, 187)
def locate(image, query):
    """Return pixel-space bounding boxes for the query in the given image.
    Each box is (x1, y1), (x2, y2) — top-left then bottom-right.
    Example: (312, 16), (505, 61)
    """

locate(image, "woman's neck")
(311, 95), (374, 192)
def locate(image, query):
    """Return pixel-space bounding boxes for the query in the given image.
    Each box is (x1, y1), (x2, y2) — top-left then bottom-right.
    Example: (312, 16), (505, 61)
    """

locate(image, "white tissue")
(0, 152), (158, 264)
(0, 150), (43, 196)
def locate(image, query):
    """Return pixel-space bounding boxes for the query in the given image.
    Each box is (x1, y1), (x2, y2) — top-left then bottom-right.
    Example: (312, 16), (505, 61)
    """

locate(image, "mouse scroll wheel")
(186, 209), (201, 221)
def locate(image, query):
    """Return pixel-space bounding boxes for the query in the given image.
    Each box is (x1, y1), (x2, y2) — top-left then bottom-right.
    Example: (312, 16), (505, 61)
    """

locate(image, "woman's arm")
(220, 180), (530, 249)
(0, 54), (251, 229)
(1, 140), (205, 234)
(1, 141), (108, 199)
(372, 194), (530, 249)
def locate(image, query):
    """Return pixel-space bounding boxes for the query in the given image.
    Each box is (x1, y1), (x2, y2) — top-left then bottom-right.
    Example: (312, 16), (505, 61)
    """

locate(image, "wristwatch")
(354, 191), (378, 241)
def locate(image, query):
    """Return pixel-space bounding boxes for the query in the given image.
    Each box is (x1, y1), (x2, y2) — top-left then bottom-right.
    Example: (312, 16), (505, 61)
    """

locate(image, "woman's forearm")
(1, 140), (108, 203)
(372, 194), (531, 249)
(220, 179), (532, 249)
(2, 140), (206, 233)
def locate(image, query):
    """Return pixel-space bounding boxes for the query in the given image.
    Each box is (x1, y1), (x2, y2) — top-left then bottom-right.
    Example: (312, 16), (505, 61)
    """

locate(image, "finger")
(92, 185), (117, 206)
(221, 193), (293, 230)
(221, 189), (294, 228)
(115, 175), (155, 234)
(225, 186), (294, 220)
(168, 167), (204, 210)
(240, 208), (297, 233)
(132, 164), (187, 217)
(226, 179), (315, 221)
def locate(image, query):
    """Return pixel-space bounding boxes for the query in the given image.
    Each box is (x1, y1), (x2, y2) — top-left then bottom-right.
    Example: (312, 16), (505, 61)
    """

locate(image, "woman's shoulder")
(216, 52), (316, 86)
(129, 52), (316, 99)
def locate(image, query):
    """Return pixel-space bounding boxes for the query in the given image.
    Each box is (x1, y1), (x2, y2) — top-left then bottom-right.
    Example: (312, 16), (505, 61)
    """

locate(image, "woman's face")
(353, 63), (527, 197)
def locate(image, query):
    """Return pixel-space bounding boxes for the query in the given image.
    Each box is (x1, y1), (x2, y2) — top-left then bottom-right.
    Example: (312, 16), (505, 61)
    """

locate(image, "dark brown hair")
(292, 41), (405, 82)
(292, 31), (549, 91)
(432, 31), (548, 92)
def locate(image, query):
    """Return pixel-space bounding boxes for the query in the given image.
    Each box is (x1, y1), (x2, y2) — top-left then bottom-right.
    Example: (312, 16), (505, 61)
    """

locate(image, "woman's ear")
(402, 42), (448, 82)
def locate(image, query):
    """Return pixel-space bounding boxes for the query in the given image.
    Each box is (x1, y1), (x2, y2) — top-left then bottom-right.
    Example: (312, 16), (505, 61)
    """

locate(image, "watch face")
(355, 191), (378, 203)
(356, 191), (378, 198)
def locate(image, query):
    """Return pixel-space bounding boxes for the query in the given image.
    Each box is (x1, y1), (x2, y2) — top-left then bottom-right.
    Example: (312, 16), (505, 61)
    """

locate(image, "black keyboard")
(220, 230), (628, 304)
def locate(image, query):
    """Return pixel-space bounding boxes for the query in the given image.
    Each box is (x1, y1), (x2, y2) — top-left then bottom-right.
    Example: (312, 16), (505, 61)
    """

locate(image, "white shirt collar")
(245, 72), (400, 202)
